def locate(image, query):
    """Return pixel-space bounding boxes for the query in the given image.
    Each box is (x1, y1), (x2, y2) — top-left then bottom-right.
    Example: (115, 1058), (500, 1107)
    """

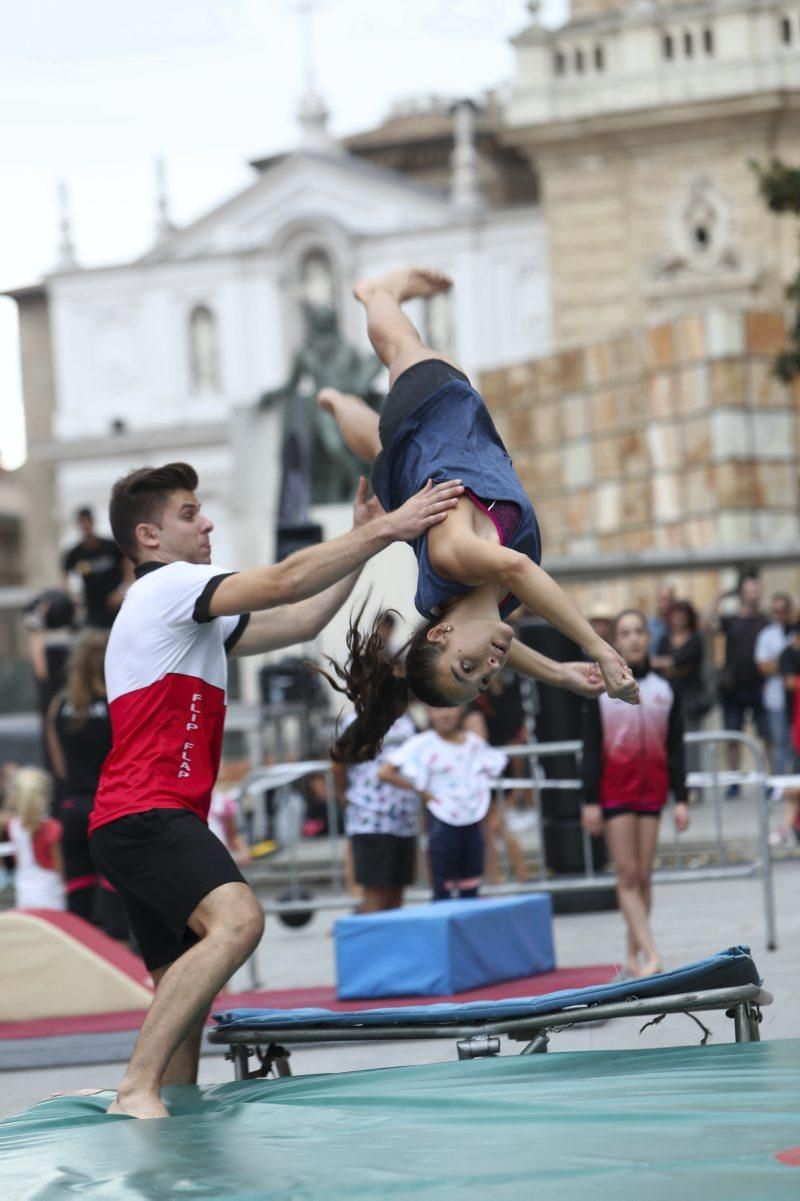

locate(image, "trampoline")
(209, 945), (772, 1079)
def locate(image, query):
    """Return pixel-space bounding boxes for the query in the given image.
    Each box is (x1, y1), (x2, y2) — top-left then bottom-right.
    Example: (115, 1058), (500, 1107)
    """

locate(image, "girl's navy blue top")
(374, 379), (542, 620)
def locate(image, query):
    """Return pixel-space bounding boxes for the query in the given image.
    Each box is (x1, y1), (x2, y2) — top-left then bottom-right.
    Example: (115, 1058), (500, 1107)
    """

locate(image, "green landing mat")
(2, 1040), (800, 1200)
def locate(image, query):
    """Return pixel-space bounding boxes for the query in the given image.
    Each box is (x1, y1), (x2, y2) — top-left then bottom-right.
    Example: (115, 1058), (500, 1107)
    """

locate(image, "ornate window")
(647, 175), (757, 307)
(682, 177), (726, 260)
(683, 30), (694, 56)
(189, 305), (219, 392)
(554, 49), (566, 75)
(299, 248), (336, 309)
(781, 15), (792, 44)
(662, 33), (674, 60)
(703, 27), (714, 55)
(594, 44), (605, 70)
(575, 47), (585, 72)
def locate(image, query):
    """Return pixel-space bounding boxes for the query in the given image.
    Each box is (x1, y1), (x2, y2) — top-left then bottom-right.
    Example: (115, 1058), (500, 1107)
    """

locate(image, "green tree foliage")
(752, 159), (800, 381)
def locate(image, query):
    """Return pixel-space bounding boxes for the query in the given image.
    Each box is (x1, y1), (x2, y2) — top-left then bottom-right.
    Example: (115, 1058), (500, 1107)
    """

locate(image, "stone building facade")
(506, 0), (800, 349)
(6, 101), (551, 595)
(481, 306), (800, 611)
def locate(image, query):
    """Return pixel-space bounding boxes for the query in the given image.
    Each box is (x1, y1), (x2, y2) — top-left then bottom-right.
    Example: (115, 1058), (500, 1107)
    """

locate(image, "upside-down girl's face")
(427, 616), (513, 703)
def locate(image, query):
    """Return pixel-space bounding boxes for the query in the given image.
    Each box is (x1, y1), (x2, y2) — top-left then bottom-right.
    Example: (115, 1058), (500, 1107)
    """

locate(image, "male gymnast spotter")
(86, 460), (464, 1118)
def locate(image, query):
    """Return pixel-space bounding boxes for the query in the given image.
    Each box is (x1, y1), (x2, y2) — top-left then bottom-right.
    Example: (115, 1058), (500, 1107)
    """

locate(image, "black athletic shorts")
(90, 808), (247, 971)
(371, 358), (469, 495)
(350, 833), (417, 890)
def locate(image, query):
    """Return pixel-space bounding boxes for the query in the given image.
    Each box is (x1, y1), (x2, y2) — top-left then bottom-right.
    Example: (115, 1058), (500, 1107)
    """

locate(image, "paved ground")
(2, 823), (797, 1121)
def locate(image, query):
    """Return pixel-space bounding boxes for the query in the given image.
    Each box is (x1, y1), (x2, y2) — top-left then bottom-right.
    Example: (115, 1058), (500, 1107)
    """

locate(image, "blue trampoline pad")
(2, 1039), (799, 1201)
(213, 945), (760, 1029)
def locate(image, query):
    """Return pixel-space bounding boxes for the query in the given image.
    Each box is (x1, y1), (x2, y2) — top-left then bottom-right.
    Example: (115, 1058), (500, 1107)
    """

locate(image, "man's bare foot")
(353, 268), (452, 306)
(107, 1091), (169, 1119)
(45, 1088), (109, 1101)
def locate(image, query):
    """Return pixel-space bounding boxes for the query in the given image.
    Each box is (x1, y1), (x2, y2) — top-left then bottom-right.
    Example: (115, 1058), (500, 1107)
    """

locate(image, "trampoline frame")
(209, 982), (772, 1081)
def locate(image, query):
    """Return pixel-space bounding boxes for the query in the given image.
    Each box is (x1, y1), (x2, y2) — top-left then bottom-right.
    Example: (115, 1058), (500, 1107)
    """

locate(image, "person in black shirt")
(704, 575), (768, 797)
(652, 600), (708, 785)
(24, 589), (76, 774)
(774, 634), (800, 845)
(61, 507), (128, 629)
(46, 630), (127, 938)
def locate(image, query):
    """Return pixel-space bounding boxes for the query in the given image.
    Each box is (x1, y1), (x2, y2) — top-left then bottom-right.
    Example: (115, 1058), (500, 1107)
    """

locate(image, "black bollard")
(517, 618), (616, 914)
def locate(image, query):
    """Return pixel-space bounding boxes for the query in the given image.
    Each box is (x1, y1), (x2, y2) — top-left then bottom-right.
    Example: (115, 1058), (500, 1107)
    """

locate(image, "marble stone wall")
(480, 308), (800, 614)
(532, 111), (800, 352)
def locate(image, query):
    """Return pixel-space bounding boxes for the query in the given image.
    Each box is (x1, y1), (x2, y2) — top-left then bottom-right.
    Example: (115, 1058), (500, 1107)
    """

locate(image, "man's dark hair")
(109, 462), (198, 561)
(76, 506), (93, 522)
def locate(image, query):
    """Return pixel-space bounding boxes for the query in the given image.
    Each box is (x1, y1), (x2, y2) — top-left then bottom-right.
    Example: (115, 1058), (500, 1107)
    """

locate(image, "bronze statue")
(260, 302), (381, 520)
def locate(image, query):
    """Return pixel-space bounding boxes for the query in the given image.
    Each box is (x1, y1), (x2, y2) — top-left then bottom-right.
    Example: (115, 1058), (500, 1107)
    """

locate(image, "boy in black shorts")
(87, 461), (463, 1118)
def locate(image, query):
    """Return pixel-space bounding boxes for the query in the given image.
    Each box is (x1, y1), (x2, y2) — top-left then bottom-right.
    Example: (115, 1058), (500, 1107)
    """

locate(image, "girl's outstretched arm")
(502, 557), (639, 704)
(430, 528), (638, 704)
(506, 640), (604, 698)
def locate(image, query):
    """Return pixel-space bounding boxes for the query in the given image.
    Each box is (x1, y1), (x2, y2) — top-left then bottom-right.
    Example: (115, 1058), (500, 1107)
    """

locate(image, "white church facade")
(8, 92), (550, 689)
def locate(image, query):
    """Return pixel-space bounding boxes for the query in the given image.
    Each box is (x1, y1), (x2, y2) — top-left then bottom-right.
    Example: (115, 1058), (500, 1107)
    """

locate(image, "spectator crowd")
(3, 500), (800, 978)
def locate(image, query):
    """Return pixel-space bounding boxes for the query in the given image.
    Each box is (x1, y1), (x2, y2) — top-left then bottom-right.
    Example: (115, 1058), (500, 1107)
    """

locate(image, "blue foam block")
(334, 895), (555, 1000)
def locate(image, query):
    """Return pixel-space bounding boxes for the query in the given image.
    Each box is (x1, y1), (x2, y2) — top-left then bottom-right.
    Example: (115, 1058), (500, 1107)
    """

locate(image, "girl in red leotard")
(581, 609), (689, 978)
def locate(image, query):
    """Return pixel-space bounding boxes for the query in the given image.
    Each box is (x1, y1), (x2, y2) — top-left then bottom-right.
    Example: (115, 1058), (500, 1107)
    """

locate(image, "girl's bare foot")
(353, 268), (452, 306)
(107, 1090), (169, 1119)
(636, 957), (663, 978)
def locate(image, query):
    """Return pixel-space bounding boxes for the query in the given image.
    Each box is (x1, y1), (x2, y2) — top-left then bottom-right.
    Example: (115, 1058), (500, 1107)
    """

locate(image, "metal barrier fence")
(0, 728), (779, 991)
(237, 728), (780, 955)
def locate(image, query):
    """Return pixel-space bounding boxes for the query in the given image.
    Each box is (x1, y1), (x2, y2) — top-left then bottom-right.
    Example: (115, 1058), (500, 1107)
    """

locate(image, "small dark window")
(663, 33), (674, 60)
(684, 30), (693, 56)
(703, 27), (714, 54)
(594, 44), (605, 70)
(575, 47), (585, 72)
(189, 305), (219, 392)
(554, 50), (566, 74)
(781, 15), (792, 43)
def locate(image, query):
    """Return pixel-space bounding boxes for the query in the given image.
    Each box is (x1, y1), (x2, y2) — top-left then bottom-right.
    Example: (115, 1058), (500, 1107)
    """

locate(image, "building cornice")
(31, 422), (230, 463)
(503, 88), (800, 151)
(514, 0), (787, 42)
(0, 283), (47, 302)
(545, 541), (800, 581)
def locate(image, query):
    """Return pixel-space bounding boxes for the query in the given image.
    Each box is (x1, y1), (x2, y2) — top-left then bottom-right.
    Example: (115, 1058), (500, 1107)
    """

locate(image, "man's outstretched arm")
(229, 477), (381, 655)
(208, 477), (463, 618)
(229, 571), (361, 656)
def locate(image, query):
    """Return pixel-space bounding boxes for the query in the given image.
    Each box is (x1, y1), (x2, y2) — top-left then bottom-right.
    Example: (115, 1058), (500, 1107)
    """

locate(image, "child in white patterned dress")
(379, 706), (507, 900)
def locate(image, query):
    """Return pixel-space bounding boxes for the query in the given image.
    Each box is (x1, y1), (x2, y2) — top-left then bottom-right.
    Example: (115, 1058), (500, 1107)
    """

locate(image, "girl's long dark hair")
(64, 630), (108, 729)
(320, 599), (460, 764)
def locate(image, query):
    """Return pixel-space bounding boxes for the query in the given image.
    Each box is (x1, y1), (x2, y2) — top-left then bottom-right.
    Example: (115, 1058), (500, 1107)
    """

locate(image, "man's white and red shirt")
(88, 561), (248, 835)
